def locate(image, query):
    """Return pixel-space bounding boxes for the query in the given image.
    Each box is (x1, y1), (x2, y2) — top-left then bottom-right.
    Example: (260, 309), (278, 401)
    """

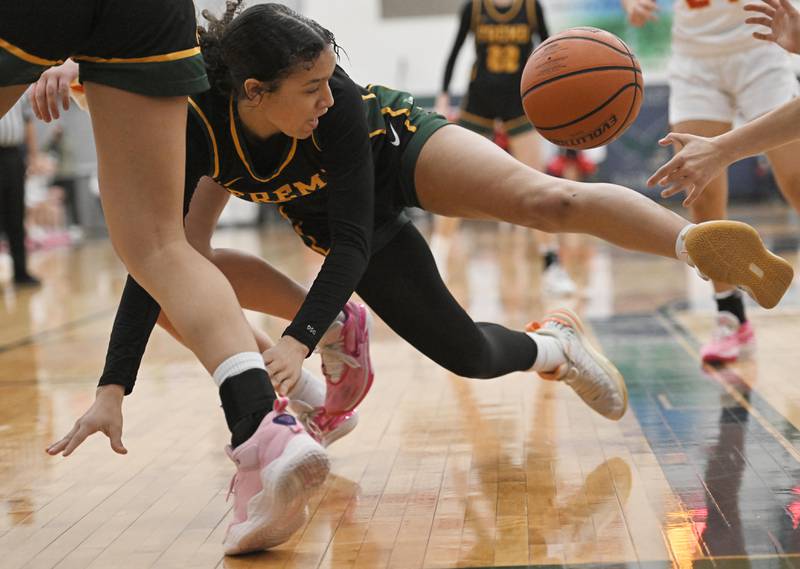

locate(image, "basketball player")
(433, 0), (577, 297)
(622, 0), (800, 363)
(649, 0), (800, 198)
(1, 3), (296, 447)
(39, 3), (793, 552)
(1, 1), (344, 557)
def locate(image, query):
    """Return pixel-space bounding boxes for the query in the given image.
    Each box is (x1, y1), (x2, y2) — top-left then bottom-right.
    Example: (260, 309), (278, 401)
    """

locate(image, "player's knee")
(441, 347), (493, 378)
(111, 233), (186, 280)
(445, 358), (487, 378)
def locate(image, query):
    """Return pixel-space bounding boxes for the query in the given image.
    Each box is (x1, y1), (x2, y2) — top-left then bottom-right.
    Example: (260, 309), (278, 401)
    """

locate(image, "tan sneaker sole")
(685, 221), (794, 309)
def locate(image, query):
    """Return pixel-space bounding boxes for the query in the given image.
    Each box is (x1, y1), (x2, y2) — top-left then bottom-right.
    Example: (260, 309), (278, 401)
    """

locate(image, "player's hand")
(622, 0), (659, 26)
(263, 336), (309, 396)
(29, 59), (79, 122)
(434, 93), (451, 118)
(46, 384), (127, 457)
(647, 132), (732, 207)
(745, 0), (800, 54)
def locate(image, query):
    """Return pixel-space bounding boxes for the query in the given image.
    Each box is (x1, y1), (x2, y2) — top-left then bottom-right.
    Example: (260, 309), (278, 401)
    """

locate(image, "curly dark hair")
(198, 1), (340, 98)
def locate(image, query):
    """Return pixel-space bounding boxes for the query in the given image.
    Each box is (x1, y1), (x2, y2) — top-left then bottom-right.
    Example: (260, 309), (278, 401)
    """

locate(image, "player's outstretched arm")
(745, 0), (800, 53)
(648, 96), (800, 205)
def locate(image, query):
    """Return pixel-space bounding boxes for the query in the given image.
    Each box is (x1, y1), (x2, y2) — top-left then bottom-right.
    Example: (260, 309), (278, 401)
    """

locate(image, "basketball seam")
(588, 37), (641, 148)
(587, 86), (640, 148)
(535, 83), (643, 131)
(537, 35), (632, 57)
(623, 38), (641, 129)
(521, 66), (641, 99)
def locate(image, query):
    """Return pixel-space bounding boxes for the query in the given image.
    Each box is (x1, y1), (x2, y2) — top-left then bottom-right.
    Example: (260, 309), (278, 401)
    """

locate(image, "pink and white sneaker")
(700, 312), (755, 364)
(223, 398), (330, 555)
(317, 301), (374, 415)
(291, 400), (359, 448)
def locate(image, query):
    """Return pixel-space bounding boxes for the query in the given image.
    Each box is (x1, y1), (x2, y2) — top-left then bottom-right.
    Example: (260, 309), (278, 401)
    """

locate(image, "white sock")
(675, 223), (696, 264)
(526, 332), (567, 373)
(212, 352), (266, 388)
(287, 367), (326, 408)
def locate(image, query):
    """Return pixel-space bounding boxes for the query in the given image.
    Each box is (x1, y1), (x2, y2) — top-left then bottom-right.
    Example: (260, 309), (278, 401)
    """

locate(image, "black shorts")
(458, 79), (533, 137)
(0, 0), (208, 96)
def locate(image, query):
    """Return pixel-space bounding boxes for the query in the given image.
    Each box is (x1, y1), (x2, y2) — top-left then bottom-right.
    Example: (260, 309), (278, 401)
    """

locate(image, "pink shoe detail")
(292, 400), (359, 448)
(223, 397), (330, 555)
(700, 312), (755, 364)
(318, 301), (374, 415)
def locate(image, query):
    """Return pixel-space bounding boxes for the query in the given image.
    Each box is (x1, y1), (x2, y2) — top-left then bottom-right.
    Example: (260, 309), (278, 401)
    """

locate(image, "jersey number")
(487, 44), (520, 73)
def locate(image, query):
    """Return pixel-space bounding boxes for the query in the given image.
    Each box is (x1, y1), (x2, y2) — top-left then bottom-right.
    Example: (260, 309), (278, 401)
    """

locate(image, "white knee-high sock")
(212, 352), (266, 387)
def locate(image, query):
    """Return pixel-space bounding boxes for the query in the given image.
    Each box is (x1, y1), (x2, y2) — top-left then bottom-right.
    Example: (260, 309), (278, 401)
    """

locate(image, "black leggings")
(356, 223), (537, 378)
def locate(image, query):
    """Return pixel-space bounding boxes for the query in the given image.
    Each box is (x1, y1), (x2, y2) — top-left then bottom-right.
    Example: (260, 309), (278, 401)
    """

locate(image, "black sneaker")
(13, 274), (41, 287)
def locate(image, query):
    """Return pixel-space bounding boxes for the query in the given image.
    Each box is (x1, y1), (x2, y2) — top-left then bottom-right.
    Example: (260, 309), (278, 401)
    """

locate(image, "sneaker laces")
(562, 335), (614, 406)
(318, 339), (361, 382)
(290, 399), (324, 441)
(530, 320), (614, 406)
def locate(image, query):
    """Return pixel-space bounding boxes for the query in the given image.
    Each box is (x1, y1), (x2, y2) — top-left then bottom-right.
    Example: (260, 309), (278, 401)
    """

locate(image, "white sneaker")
(526, 308), (628, 421)
(542, 263), (577, 297)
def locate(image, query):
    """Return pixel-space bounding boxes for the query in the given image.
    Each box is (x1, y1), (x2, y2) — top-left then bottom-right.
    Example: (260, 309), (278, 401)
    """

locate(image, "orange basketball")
(520, 27), (643, 149)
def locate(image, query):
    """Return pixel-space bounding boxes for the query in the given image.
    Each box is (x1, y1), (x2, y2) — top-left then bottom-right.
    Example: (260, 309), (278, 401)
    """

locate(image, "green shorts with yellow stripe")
(362, 83), (450, 210)
(0, 0), (208, 96)
(278, 84), (451, 256)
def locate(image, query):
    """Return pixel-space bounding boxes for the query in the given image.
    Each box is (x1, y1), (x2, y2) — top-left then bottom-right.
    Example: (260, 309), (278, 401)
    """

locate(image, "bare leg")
(157, 311), (276, 352)
(675, 120), (734, 294)
(508, 129), (561, 254)
(765, 138), (800, 213)
(507, 129), (543, 170)
(0, 85), (28, 117)
(210, 248), (306, 320)
(84, 83), (259, 372)
(415, 125), (687, 258)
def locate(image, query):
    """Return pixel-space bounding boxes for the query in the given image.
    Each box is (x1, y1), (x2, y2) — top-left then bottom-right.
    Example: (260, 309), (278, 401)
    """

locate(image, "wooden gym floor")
(2, 204), (800, 569)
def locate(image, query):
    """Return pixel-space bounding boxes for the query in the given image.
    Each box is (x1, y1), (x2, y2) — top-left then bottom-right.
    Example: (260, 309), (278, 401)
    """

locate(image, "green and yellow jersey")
(184, 65), (448, 349)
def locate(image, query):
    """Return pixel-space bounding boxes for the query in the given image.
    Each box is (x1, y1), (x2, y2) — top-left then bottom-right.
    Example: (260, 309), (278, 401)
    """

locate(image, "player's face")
(253, 46), (337, 139)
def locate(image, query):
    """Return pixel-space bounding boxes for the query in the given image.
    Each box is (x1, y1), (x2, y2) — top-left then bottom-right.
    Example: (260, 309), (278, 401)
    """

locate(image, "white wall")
(197, 0), (474, 98)
(300, 0), (472, 97)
